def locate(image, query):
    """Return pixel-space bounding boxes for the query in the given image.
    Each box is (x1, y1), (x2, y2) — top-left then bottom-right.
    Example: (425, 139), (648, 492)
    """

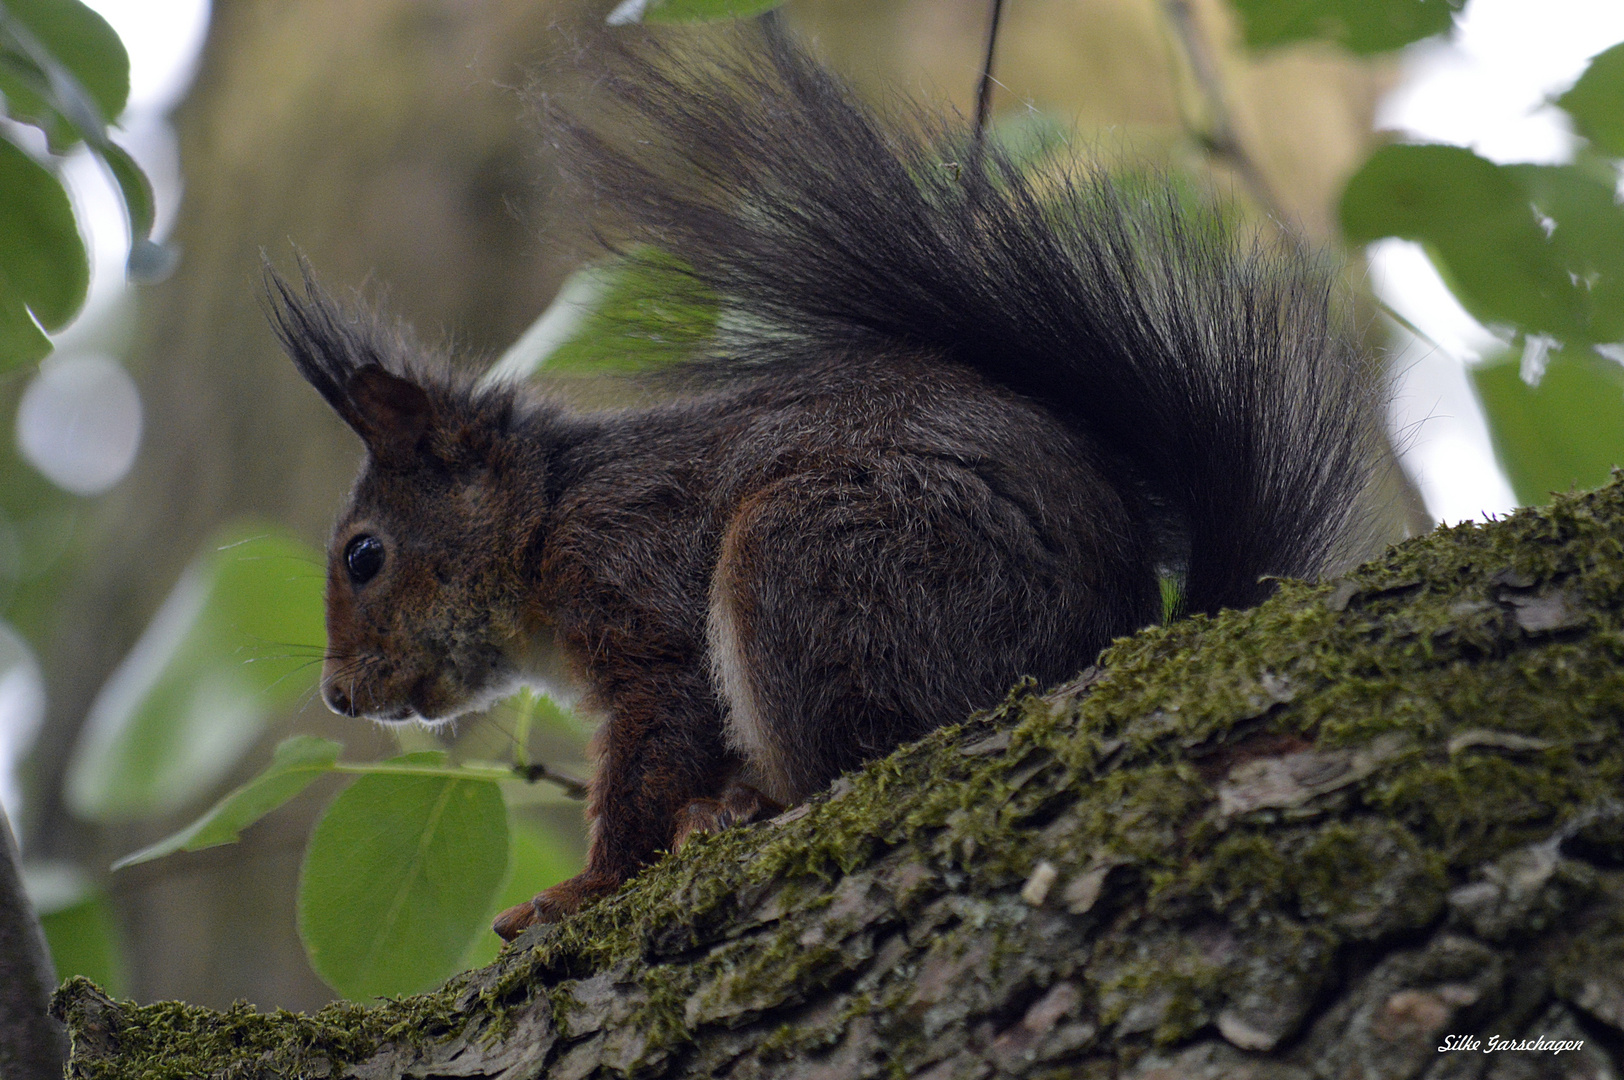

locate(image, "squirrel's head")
(269, 266), (554, 726)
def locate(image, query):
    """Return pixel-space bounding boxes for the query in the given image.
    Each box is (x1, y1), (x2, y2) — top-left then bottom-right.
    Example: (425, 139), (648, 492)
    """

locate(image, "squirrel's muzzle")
(322, 680), (359, 718)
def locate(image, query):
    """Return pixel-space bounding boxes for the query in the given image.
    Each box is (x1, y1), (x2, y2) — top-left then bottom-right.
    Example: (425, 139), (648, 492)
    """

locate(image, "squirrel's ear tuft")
(264, 256), (433, 460)
(265, 259), (356, 419)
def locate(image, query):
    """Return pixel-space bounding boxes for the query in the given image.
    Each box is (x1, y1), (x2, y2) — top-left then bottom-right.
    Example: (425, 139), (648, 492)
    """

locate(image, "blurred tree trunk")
(28, 0), (592, 1011)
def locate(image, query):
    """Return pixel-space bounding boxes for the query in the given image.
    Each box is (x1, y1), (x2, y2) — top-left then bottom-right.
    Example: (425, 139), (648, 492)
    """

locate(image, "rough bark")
(51, 476), (1624, 1077)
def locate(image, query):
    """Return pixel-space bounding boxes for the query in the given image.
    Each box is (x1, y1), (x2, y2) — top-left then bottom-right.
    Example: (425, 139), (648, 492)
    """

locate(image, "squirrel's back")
(544, 26), (1383, 615)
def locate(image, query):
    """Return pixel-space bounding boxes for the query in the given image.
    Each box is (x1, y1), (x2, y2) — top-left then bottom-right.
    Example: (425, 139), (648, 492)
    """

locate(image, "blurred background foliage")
(0, 0), (1620, 1011)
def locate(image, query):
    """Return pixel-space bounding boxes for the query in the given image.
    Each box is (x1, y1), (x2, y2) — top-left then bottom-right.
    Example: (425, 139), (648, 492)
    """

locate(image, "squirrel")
(269, 27), (1382, 942)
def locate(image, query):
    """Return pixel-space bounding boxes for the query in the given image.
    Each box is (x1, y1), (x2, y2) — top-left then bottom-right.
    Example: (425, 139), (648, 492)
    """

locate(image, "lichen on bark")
(54, 476), (1624, 1079)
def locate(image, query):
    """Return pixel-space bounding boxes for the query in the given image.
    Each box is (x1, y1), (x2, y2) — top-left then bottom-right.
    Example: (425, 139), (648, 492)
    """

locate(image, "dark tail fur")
(543, 28), (1380, 614)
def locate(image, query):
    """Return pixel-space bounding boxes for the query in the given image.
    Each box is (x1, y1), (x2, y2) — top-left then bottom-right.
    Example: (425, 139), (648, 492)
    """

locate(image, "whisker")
(215, 534), (275, 551)
(232, 639), (331, 666)
(261, 658), (329, 695)
(240, 651), (329, 664)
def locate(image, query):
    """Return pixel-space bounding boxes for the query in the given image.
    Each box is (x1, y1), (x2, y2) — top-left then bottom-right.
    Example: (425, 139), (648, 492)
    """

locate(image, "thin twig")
(1161, 0), (1294, 233)
(514, 762), (590, 800)
(972, 0), (1007, 145)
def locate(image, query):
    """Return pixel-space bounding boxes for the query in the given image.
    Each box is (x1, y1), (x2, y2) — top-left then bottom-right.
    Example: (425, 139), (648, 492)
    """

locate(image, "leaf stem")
(328, 760), (589, 799)
(329, 763), (514, 782)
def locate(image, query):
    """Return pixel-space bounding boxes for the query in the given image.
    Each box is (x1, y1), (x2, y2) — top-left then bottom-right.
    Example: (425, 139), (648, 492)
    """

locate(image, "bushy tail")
(543, 28), (1381, 613)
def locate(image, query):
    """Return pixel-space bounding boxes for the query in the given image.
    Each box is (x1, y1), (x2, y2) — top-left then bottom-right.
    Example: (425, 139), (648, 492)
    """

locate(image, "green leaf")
(110, 736), (344, 870)
(298, 753), (509, 1000)
(1470, 350), (1624, 507)
(1230, 0), (1462, 54)
(93, 138), (171, 277)
(486, 251), (717, 381)
(64, 524), (327, 821)
(40, 891), (128, 996)
(1159, 574), (1184, 625)
(0, 276), (51, 366)
(1340, 145), (1624, 346)
(0, 133), (86, 366)
(607, 0), (785, 24)
(96, 140), (153, 240)
(0, 2), (162, 277)
(460, 815), (583, 969)
(0, 0), (128, 145)
(1504, 162), (1624, 343)
(1558, 42), (1624, 159)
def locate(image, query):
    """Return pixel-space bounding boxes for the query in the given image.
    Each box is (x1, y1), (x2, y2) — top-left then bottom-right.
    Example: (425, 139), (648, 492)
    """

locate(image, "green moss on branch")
(56, 477), (1624, 1078)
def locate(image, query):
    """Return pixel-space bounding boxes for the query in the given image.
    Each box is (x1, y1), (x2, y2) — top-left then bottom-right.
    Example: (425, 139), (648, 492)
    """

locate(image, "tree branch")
(1161, 0), (1294, 232)
(54, 477), (1624, 1077)
(0, 805), (67, 1080)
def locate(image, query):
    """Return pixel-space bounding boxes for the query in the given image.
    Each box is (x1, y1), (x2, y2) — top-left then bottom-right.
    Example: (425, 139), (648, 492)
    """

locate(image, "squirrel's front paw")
(492, 872), (620, 940)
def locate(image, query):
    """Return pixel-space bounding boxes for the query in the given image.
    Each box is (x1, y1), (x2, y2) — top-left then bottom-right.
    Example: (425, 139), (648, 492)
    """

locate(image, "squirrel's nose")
(323, 683), (358, 717)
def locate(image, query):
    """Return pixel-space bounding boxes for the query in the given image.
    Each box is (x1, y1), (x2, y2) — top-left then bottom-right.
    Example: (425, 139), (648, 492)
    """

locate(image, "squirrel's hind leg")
(671, 779), (784, 851)
(708, 455), (1127, 805)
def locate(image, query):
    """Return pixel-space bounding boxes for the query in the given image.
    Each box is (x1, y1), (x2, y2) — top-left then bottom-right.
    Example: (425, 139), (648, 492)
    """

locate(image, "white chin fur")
(360, 674), (523, 729)
(367, 711), (453, 730)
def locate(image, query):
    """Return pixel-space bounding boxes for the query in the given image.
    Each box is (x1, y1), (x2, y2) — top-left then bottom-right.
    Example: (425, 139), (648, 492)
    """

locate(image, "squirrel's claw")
(491, 898), (541, 941)
(492, 872), (625, 941)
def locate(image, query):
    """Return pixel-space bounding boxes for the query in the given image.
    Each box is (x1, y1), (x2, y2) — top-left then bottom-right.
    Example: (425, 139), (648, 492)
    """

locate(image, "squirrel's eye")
(344, 534), (385, 586)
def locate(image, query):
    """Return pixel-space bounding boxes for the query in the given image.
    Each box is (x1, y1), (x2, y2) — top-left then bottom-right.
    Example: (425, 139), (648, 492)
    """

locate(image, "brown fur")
(272, 275), (1155, 939)
(270, 30), (1380, 942)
